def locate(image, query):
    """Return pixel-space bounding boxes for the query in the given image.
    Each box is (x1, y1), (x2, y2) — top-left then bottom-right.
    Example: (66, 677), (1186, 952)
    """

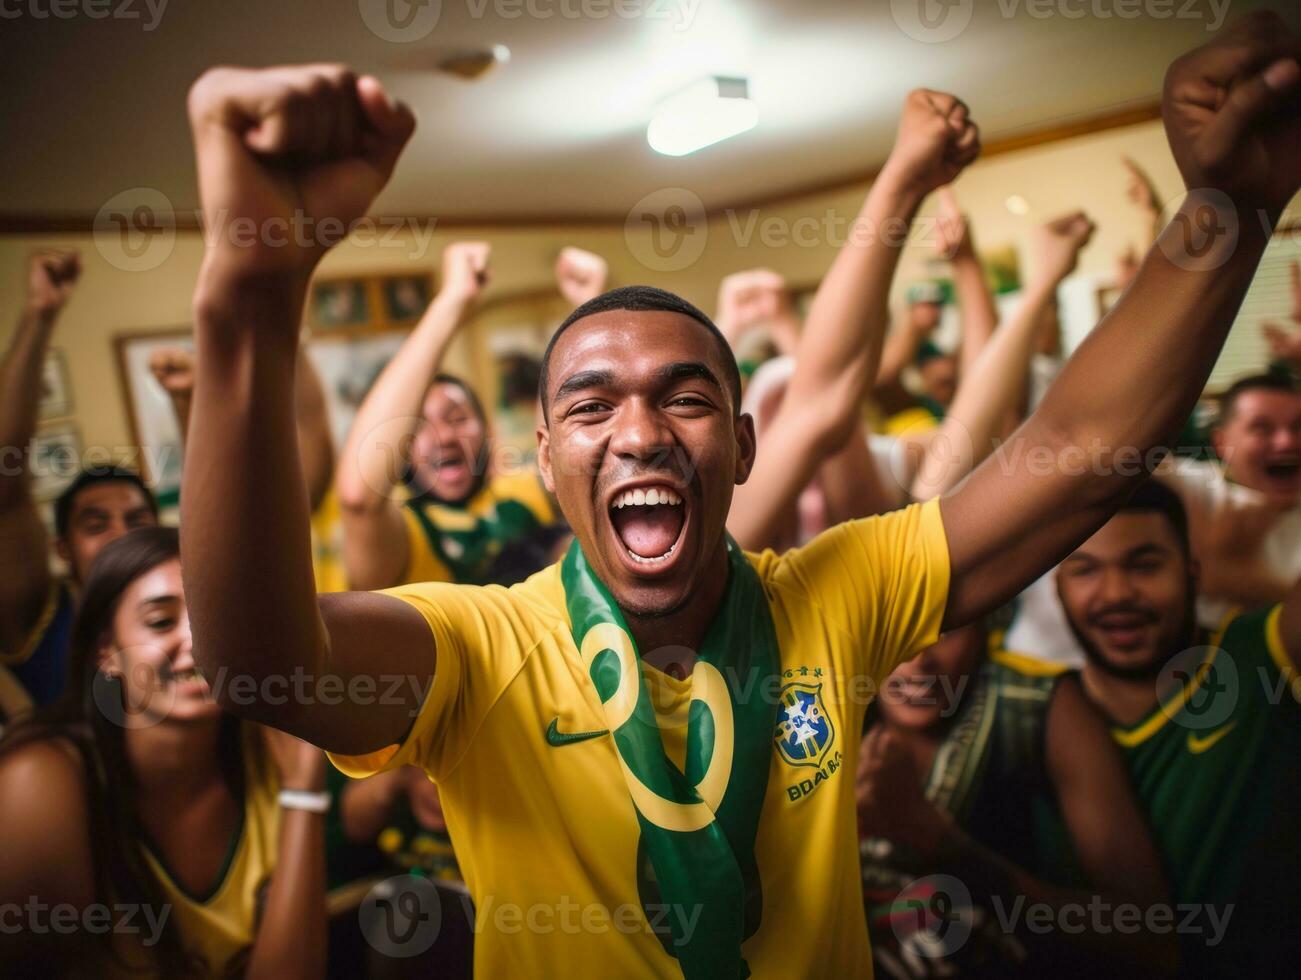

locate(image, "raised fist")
(26, 250), (81, 318)
(715, 268), (791, 345)
(932, 187), (971, 261)
(554, 247), (609, 308)
(1162, 12), (1300, 215)
(148, 347), (196, 399)
(1030, 211), (1096, 288)
(439, 241), (491, 308)
(187, 64), (415, 280)
(880, 89), (981, 200)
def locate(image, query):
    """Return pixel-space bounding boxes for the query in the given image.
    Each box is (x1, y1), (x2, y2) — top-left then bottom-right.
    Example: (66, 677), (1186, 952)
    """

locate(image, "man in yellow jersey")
(179, 16), (1299, 978)
(336, 241), (558, 590)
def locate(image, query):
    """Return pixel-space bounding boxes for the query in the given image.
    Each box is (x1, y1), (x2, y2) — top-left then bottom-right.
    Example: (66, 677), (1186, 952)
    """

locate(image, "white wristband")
(278, 789), (330, 813)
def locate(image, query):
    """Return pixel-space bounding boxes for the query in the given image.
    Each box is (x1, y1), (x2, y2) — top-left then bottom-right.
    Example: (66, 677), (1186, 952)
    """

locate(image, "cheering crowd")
(1, 11), (1299, 980)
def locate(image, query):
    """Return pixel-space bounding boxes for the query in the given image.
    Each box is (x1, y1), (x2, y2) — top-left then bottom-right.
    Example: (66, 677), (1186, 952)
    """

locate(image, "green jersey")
(1114, 604), (1301, 975)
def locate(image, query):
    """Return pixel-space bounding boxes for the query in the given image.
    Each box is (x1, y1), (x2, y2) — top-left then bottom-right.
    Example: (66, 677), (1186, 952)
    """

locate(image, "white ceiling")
(0, 0), (1286, 223)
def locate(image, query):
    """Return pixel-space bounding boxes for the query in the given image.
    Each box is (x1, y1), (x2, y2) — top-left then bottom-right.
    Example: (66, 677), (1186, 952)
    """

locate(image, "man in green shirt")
(1056, 480), (1301, 976)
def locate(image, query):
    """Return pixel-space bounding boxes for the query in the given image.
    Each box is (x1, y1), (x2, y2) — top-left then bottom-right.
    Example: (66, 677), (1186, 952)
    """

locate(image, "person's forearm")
(912, 279), (1056, 499)
(167, 392), (193, 445)
(785, 173), (926, 442)
(1032, 195), (1271, 507)
(818, 421), (894, 523)
(336, 292), (469, 513)
(183, 268), (329, 732)
(951, 248), (998, 380)
(875, 322), (923, 390)
(246, 805), (327, 980)
(0, 308), (57, 508)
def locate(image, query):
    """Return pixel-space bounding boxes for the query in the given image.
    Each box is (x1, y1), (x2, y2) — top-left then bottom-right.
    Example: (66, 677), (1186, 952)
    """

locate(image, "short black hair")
(1118, 479), (1190, 555)
(538, 285), (741, 422)
(430, 372), (486, 424)
(1217, 371), (1299, 425)
(54, 466), (158, 538)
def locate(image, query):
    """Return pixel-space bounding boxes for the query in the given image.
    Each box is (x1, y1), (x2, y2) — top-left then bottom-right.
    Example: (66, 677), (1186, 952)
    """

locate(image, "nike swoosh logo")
(545, 717), (609, 747)
(1187, 721), (1238, 754)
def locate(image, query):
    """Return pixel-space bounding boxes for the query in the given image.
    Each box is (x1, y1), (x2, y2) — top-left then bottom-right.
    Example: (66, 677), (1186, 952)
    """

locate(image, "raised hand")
(933, 186), (971, 261)
(879, 89), (981, 200)
(715, 268), (791, 344)
(1030, 211), (1096, 288)
(1262, 259), (1301, 368)
(148, 347), (196, 399)
(1162, 11), (1300, 214)
(554, 246), (608, 308)
(1121, 156), (1162, 217)
(25, 250), (81, 318)
(439, 240), (491, 308)
(187, 65), (415, 284)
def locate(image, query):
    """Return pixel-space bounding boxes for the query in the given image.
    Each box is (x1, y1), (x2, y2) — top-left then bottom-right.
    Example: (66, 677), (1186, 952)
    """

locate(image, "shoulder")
(989, 648), (1071, 682)
(0, 735), (95, 874)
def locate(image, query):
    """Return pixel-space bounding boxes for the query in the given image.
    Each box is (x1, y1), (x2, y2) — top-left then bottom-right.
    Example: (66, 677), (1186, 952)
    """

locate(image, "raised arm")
(911, 213), (1094, 500)
(182, 64), (433, 755)
(554, 246), (609, 309)
(714, 269), (802, 358)
(940, 14), (1301, 629)
(334, 241), (488, 590)
(728, 89), (981, 549)
(934, 186), (999, 379)
(0, 251), (79, 656)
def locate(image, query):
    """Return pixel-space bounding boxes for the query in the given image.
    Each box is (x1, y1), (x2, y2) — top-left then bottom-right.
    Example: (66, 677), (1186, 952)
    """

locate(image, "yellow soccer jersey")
(332, 499), (950, 979)
(401, 471), (557, 585)
(110, 725), (281, 977)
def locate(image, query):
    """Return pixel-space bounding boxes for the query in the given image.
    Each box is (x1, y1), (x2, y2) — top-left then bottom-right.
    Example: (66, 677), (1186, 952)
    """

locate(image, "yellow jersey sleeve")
(762, 497), (950, 681)
(328, 579), (549, 781)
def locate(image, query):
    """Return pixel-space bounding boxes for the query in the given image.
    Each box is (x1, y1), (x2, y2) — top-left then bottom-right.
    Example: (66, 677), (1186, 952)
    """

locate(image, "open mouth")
(607, 484), (688, 572)
(1091, 611), (1154, 649)
(1263, 458), (1301, 483)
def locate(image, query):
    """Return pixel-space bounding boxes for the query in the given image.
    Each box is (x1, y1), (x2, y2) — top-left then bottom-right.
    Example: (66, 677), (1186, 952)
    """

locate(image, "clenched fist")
(26, 250), (81, 319)
(1030, 212), (1096, 288)
(148, 347), (197, 399)
(879, 89), (981, 200)
(555, 247), (609, 308)
(1162, 11), (1300, 214)
(187, 64), (415, 282)
(439, 241), (492, 308)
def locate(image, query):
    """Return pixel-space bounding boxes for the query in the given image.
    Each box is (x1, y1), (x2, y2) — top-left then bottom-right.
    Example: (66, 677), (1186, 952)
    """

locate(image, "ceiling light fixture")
(647, 76), (758, 157)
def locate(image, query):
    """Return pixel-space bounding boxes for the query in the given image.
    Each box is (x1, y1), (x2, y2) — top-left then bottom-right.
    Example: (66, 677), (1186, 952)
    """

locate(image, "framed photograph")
(30, 424), (82, 502)
(39, 349), (73, 420)
(113, 328), (194, 504)
(380, 272), (434, 326)
(310, 278), (371, 332)
(305, 330), (410, 450)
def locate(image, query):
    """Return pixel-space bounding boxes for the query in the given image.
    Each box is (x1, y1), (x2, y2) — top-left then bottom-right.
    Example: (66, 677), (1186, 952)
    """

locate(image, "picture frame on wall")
(380, 273), (433, 326)
(30, 423), (82, 502)
(113, 328), (194, 507)
(39, 349), (73, 420)
(310, 278), (371, 332)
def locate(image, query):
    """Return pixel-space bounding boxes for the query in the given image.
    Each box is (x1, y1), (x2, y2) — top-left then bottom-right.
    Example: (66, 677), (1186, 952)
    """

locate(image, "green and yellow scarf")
(562, 536), (780, 979)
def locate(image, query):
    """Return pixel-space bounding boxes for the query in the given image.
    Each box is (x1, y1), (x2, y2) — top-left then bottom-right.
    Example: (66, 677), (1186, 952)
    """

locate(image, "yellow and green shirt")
(332, 499), (951, 978)
(1114, 605), (1301, 976)
(401, 472), (557, 586)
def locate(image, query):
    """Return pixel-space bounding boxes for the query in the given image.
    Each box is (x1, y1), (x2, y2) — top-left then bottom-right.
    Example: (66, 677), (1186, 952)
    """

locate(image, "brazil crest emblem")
(774, 682), (835, 768)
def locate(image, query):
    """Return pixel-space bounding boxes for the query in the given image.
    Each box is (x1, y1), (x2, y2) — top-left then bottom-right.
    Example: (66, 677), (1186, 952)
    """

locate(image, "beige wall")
(2, 116), (1291, 469)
